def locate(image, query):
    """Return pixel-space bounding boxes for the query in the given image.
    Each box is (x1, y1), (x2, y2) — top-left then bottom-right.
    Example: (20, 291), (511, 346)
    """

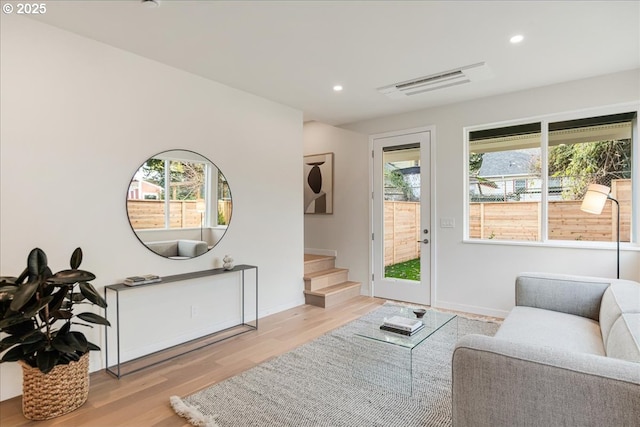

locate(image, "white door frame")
(368, 125), (437, 305)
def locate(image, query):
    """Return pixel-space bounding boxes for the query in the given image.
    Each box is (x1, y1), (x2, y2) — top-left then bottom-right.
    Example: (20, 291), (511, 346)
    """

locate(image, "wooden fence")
(384, 179), (631, 266)
(384, 201), (421, 266)
(470, 179), (631, 242)
(127, 199), (232, 230)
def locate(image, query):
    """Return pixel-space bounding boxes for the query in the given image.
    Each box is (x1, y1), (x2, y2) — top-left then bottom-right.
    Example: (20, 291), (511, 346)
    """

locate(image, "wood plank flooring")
(0, 296), (384, 427)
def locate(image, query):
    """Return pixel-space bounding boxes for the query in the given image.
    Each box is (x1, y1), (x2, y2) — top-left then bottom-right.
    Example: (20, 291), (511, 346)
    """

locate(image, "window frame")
(463, 102), (640, 248)
(129, 155), (229, 232)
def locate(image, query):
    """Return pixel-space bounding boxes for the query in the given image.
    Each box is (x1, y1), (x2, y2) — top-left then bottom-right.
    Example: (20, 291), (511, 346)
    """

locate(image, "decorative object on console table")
(580, 183), (620, 278)
(304, 152), (334, 214)
(0, 247), (110, 420)
(123, 274), (162, 286)
(223, 255), (234, 270)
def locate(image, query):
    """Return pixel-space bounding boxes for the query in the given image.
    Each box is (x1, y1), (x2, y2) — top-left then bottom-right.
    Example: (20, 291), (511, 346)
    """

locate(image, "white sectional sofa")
(452, 272), (640, 427)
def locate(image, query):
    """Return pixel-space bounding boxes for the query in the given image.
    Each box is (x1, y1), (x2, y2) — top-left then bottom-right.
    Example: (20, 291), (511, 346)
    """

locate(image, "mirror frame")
(126, 149), (232, 259)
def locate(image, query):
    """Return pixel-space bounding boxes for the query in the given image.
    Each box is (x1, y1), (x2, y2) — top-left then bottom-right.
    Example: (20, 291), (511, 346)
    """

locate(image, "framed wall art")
(304, 152), (334, 214)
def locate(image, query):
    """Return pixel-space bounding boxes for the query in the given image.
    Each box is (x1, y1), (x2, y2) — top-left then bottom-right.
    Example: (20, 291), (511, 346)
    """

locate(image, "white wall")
(303, 122), (370, 290)
(342, 69), (640, 317)
(0, 16), (304, 400)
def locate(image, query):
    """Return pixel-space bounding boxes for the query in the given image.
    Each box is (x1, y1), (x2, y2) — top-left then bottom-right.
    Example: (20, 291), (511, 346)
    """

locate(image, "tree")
(384, 168), (412, 201)
(141, 159), (205, 200)
(548, 139), (631, 199)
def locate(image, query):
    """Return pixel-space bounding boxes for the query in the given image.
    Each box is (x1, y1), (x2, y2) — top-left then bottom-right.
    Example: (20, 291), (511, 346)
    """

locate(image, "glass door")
(372, 131), (431, 305)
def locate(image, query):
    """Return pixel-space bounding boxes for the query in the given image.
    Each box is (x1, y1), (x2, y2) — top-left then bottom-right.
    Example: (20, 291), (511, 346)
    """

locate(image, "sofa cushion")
(147, 240), (179, 257)
(515, 273), (610, 321)
(599, 281), (640, 345)
(494, 306), (605, 356)
(606, 313), (640, 363)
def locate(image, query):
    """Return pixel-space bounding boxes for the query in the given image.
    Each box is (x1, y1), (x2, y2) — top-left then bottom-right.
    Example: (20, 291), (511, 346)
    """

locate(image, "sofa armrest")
(516, 272), (612, 320)
(452, 334), (640, 427)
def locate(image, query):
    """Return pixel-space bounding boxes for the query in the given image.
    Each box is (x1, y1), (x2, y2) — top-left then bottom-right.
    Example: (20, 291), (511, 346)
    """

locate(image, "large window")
(127, 153), (230, 231)
(466, 108), (637, 244)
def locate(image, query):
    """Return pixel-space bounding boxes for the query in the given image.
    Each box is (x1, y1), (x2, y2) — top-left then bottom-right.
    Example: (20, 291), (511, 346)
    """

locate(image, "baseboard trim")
(433, 299), (509, 319)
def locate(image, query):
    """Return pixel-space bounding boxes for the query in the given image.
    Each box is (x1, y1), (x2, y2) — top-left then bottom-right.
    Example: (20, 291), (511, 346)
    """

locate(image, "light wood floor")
(0, 296), (385, 427)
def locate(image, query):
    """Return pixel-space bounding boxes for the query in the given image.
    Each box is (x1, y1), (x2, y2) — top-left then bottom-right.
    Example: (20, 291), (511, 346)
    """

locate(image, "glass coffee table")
(352, 307), (457, 395)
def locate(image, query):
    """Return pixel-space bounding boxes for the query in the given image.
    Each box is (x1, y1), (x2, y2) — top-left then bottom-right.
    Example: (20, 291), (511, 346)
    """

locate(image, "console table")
(104, 265), (258, 378)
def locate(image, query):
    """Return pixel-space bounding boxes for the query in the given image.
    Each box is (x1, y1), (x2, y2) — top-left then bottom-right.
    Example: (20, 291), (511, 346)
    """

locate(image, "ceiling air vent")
(378, 62), (493, 99)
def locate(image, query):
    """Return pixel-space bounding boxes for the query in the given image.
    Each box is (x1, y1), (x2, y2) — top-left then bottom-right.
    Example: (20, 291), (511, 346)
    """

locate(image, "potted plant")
(0, 247), (109, 420)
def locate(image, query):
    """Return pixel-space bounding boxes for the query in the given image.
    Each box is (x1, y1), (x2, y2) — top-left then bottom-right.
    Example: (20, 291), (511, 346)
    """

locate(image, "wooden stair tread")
(304, 281), (361, 296)
(304, 254), (335, 263)
(303, 267), (348, 280)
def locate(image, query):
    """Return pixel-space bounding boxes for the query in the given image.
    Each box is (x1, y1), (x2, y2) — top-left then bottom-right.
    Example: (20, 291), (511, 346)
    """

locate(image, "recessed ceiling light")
(141, 0), (159, 8)
(510, 34), (524, 44)
(333, 85), (343, 92)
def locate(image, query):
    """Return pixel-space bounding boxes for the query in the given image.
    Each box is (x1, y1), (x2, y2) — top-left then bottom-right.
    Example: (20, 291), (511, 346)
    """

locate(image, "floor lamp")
(580, 183), (620, 279)
(196, 199), (206, 242)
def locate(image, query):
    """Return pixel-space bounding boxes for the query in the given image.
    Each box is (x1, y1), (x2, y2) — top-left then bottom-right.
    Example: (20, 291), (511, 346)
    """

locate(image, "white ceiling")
(29, 0), (640, 126)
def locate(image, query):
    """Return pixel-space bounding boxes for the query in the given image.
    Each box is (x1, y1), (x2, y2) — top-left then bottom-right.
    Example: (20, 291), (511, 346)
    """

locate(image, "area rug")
(171, 303), (500, 427)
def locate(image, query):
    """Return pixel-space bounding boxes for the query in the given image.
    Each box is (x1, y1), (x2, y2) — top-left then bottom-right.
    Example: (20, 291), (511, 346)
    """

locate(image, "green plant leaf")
(27, 248), (48, 278)
(79, 282), (107, 308)
(50, 270), (96, 284)
(0, 335), (22, 352)
(87, 341), (100, 351)
(66, 332), (88, 352)
(0, 345), (25, 362)
(15, 267), (29, 286)
(49, 287), (69, 313)
(36, 350), (59, 374)
(22, 339), (46, 355)
(0, 315), (30, 330)
(8, 279), (39, 312)
(70, 292), (86, 302)
(76, 312), (110, 326)
(21, 330), (46, 345)
(22, 295), (53, 319)
(59, 352), (80, 364)
(51, 309), (73, 320)
(58, 322), (71, 336)
(41, 281), (55, 297)
(70, 248), (83, 269)
(0, 318), (34, 335)
(52, 336), (76, 354)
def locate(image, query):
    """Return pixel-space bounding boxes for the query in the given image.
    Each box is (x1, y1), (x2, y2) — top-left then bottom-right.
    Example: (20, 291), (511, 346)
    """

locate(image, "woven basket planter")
(19, 353), (90, 420)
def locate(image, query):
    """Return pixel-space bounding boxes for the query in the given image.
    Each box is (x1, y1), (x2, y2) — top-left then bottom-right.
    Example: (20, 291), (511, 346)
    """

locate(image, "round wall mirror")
(126, 149), (232, 259)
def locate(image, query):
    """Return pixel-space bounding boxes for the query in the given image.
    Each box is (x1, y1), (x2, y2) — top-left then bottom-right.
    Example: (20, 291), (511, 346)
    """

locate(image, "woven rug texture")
(171, 304), (499, 427)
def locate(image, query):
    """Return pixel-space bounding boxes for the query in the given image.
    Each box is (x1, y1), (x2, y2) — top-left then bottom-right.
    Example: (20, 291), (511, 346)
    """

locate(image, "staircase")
(303, 254), (361, 308)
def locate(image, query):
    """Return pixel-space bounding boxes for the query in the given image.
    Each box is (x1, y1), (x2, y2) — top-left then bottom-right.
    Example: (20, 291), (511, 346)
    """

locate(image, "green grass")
(385, 258), (420, 281)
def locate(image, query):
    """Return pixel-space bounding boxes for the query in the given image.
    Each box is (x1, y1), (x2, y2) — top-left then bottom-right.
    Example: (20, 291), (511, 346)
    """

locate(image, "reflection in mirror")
(126, 150), (232, 259)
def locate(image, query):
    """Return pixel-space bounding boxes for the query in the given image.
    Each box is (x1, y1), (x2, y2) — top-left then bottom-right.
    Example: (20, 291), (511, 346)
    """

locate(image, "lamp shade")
(580, 184), (610, 215)
(195, 199), (206, 213)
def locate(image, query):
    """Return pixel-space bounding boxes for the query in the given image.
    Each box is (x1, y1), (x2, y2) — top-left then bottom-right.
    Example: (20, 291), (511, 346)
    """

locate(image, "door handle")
(417, 239), (429, 244)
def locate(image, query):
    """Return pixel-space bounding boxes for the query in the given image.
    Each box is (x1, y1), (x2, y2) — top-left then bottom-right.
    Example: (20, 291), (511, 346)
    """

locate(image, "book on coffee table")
(383, 315), (423, 332)
(380, 323), (425, 336)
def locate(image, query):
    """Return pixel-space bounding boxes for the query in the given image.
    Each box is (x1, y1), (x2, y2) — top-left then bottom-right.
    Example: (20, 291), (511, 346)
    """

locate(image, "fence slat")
(127, 200), (232, 230)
